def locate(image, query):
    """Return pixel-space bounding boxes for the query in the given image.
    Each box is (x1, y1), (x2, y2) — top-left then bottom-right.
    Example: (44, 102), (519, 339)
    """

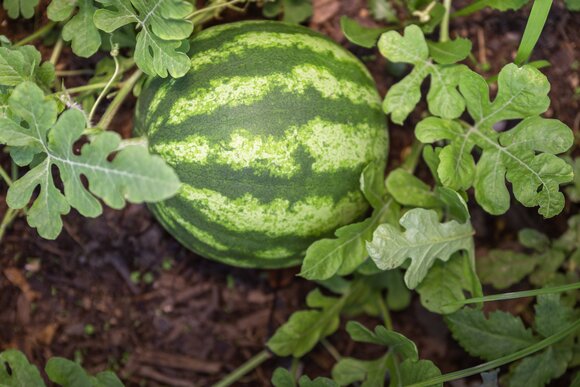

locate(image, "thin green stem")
(50, 37), (64, 66)
(188, 0), (245, 21)
(96, 69), (142, 130)
(377, 295), (394, 331)
(50, 82), (117, 96)
(0, 208), (19, 243)
(445, 282), (580, 307)
(406, 318), (580, 387)
(89, 45), (120, 125)
(0, 165), (13, 187)
(212, 349), (271, 387)
(514, 0), (552, 65)
(289, 357), (300, 380)
(440, 0), (452, 42)
(13, 22), (56, 47)
(321, 339), (342, 362)
(451, 0), (488, 18)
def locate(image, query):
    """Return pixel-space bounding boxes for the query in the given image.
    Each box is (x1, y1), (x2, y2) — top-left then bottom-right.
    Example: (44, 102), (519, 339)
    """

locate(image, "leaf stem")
(445, 282), (580, 307)
(377, 295), (394, 331)
(0, 208), (19, 243)
(406, 318), (580, 387)
(451, 0), (488, 18)
(50, 82), (118, 96)
(50, 37), (64, 66)
(89, 44), (121, 125)
(321, 339), (342, 362)
(440, 0), (453, 42)
(189, 0), (246, 23)
(13, 21), (56, 47)
(96, 69), (143, 130)
(212, 349), (271, 387)
(0, 165), (13, 187)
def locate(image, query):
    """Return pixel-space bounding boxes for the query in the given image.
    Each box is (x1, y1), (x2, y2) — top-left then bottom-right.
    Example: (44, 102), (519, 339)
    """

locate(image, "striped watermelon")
(135, 20), (388, 268)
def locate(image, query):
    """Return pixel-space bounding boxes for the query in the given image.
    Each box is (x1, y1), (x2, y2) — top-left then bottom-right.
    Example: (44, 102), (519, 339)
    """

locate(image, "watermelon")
(135, 20), (388, 268)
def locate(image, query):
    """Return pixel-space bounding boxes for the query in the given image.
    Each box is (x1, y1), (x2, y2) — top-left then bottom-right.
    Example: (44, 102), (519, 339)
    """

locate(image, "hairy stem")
(440, 0), (452, 42)
(321, 339), (342, 362)
(50, 37), (64, 66)
(212, 349), (271, 387)
(401, 139), (424, 174)
(189, 0), (246, 24)
(89, 46), (121, 125)
(0, 208), (19, 243)
(446, 282), (580, 307)
(0, 165), (13, 187)
(377, 295), (394, 331)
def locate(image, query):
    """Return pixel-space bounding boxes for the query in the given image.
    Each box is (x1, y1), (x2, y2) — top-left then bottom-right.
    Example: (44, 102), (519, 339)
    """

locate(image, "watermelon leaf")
(378, 25), (470, 124)
(331, 354), (391, 387)
(46, 357), (124, 387)
(340, 16), (390, 48)
(346, 321), (418, 360)
(299, 167), (398, 281)
(417, 251), (482, 314)
(399, 359), (442, 387)
(446, 308), (538, 361)
(0, 82), (181, 239)
(416, 64), (574, 218)
(367, 208), (474, 289)
(47, 0), (102, 58)
(0, 45), (55, 91)
(2, 0), (38, 19)
(93, 0), (194, 78)
(0, 349), (46, 387)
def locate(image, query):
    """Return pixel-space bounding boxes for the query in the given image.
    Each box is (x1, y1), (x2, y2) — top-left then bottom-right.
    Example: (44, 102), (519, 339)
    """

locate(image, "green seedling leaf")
(416, 64), (574, 218)
(417, 252), (482, 314)
(509, 346), (572, 387)
(47, 0), (101, 57)
(298, 376), (338, 387)
(2, 0), (38, 18)
(399, 359), (442, 387)
(0, 82), (181, 239)
(477, 250), (540, 289)
(94, 0), (193, 78)
(566, 0), (580, 10)
(427, 38), (473, 65)
(340, 16), (389, 48)
(282, 0), (312, 23)
(300, 164), (398, 281)
(518, 228), (550, 251)
(0, 45), (55, 90)
(368, 0), (397, 21)
(332, 354), (390, 387)
(529, 250), (566, 286)
(446, 308), (537, 361)
(346, 321), (418, 360)
(367, 208), (474, 289)
(46, 357), (124, 387)
(271, 368), (296, 387)
(534, 294), (577, 338)
(0, 350), (45, 387)
(378, 24), (469, 123)
(267, 295), (342, 357)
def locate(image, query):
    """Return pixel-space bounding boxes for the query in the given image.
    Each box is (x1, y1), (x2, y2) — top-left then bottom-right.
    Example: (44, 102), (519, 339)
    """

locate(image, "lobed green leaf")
(48, 0), (101, 58)
(367, 208), (474, 289)
(0, 82), (181, 239)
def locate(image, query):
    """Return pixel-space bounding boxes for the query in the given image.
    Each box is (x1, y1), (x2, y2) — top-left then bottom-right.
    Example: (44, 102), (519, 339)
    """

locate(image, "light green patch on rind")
(255, 246), (294, 259)
(190, 31), (371, 78)
(179, 184), (367, 237)
(165, 64), (380, 128)
(153, 202), (229, 251)
(151, 117), (386, 178)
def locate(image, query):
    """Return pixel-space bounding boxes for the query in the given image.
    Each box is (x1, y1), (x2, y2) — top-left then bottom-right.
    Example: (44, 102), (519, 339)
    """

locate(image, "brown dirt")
(0, 1), (578, 386)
